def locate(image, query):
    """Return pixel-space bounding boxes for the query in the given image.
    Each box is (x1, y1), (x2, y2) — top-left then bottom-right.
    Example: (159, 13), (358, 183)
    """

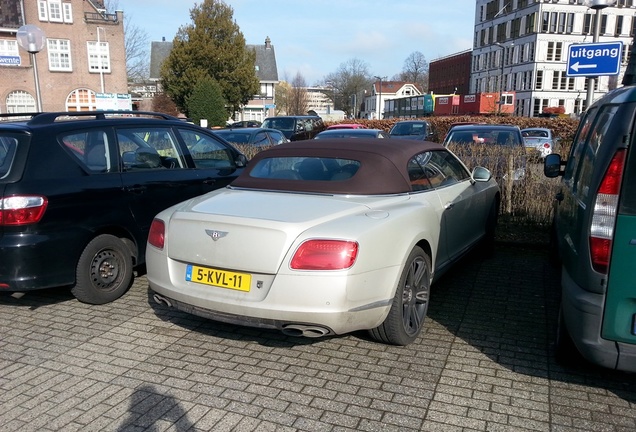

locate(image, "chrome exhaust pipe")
(153, 293), (172, 308)
(281, 324), (331, 338)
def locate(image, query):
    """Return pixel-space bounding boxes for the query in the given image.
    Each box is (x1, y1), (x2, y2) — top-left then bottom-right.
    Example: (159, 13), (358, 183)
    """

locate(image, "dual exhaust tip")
(153, 293), (332, 338)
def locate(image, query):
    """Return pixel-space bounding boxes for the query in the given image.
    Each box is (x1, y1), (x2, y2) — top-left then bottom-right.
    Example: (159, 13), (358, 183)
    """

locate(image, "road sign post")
(567, 41), (623, 77)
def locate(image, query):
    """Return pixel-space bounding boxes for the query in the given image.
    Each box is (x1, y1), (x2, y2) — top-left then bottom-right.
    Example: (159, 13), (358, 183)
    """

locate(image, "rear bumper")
(146, 246), (399, 336)
(561, 266), (636, 372)
(0, 231), (83, 291)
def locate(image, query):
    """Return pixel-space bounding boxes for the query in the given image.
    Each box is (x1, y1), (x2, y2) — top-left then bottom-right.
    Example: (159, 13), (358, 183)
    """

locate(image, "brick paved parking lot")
(1, 244), (635, 432)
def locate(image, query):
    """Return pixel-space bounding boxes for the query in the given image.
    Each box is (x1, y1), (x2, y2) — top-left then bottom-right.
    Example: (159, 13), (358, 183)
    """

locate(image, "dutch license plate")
(185, 264), (251, 291)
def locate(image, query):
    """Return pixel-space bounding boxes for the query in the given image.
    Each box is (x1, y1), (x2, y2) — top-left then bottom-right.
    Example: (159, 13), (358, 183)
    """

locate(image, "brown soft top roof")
(232, 138), (445, 195)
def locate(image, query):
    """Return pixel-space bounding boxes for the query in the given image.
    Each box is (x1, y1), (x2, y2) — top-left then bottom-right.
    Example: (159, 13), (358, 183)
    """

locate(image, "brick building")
(0, 0), (127, 113)
(428, 50), (472, 96)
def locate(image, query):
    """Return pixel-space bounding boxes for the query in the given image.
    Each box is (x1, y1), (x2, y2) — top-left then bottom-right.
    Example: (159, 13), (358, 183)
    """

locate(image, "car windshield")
(447, 129), (521, 146)
(249, 157), (360, 181)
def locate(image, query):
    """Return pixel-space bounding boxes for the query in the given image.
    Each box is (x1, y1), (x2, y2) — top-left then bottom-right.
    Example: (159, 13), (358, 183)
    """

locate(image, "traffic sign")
(567, 41), (623, 77)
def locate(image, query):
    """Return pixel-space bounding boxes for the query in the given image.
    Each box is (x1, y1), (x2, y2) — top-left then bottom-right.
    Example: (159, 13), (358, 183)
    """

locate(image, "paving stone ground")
(1, 244), (635, 431)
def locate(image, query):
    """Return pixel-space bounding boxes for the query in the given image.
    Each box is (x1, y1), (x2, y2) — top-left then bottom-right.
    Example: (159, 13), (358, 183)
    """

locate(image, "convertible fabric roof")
(232, 138), (444, 195)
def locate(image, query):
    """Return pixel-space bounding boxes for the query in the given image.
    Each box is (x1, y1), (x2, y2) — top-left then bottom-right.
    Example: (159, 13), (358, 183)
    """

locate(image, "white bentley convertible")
(146, 138), (500, 345)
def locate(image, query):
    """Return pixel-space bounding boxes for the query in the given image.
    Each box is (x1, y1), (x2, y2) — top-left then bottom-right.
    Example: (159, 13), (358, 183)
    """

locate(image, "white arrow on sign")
(570, 62), (597, 72)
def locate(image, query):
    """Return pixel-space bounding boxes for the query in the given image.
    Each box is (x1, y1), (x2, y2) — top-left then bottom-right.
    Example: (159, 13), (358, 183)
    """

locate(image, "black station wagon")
(0, 111), (246, 304)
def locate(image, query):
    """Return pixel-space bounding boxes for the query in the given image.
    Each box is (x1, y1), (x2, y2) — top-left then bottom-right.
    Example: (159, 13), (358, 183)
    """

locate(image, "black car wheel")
(370, 246), (431, 345)
(71, 234), (133, 304)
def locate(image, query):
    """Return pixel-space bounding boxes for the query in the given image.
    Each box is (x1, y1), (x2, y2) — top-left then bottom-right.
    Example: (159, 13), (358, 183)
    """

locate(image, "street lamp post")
(494, 42), (509, 114)
(584, 0), (616, 108)
(16, 25), (46, 112)
(373, 76), (386, 119)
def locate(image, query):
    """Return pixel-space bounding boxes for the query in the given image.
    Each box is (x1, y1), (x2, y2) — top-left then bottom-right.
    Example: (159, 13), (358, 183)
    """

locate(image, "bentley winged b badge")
(205, 229), (228, 241)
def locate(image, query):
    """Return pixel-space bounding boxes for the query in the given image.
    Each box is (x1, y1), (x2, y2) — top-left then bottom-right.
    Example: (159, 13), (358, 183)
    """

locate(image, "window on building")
(47, 39), (72, 71)
(546, 41), (563, 61)
(511, 17), (521, 38)
(616, 15), (624, 36)
(66, 89), (97, 111)
(623, 43), (632, 64)
(38, 0), (72, 23)
(549, 12), (558, 32)
(526, 12), (536, 34)
(542, 11), (550, 32)
(583, 14), (593, 34)
(0, 40), (19, 58)
(536, 70), (543, 90)
(566, 13), (574, 33)
(6, 91), (36, 113)
(87, 41), (111, 73)
(558, 13), (566, 33)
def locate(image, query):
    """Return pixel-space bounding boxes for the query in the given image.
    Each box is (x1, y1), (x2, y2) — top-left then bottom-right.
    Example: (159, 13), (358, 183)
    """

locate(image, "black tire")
(369, 246), (431, 346)
(71, 234), (133, 305)
(555, 304), (580, 366)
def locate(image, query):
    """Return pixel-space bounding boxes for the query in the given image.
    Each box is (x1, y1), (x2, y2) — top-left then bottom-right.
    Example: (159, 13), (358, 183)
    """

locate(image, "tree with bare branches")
(287, 72), (309, 115)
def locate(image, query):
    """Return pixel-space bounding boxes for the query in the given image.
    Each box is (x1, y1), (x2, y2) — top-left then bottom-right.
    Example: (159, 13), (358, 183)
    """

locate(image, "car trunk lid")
(164, 189), (402, 274)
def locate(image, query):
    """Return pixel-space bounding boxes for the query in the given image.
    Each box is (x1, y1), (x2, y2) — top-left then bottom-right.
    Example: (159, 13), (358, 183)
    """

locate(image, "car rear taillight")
(589, 149), (626, 274)
(0, 196), (48, 226)
(543, 143), (550, 149)
(290, 239), (358, 270)
(148, 219), (165, 250)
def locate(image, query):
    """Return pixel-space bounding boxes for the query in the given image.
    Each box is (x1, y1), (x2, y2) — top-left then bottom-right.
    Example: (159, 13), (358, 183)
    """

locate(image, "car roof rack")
(24, 111), (182, 126)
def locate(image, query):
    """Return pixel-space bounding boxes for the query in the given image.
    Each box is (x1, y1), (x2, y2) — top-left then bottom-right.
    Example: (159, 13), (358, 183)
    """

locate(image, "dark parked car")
(544, 85), (636, 372)
(314, 128), (390, 139)
(0, 111), (247, 304)
(443, 124), (526, 182)
(213, 127), (289, 147)
(261, 115), (326, 141)
(389, 120), (435, 141)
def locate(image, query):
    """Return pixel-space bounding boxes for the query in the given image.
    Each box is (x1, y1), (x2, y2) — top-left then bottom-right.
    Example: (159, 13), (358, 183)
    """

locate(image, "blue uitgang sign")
(567, 42), (623, 77)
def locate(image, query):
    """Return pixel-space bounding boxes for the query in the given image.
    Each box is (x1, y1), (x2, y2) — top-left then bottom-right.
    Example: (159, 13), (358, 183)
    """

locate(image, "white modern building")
(471, 0), (635, 117)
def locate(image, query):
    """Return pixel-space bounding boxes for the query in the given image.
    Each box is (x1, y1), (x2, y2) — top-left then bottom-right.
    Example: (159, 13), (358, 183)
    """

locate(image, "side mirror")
(235, 154), (248, 167)
(471, 166), (492, 182)
(544, 153), (563, 177)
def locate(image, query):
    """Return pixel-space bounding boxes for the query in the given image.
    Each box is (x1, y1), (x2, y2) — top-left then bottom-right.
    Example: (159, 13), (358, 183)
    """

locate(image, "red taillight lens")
(148, 219), (165, 250)
(543, 143), (550, 149)
(0, 196), (48, 226)
(589, 149), (626, 274)
(290, 239), (358, 270)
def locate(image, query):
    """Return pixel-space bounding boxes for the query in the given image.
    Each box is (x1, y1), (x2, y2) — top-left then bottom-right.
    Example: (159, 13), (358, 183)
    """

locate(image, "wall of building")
(0, 0), (127, 113)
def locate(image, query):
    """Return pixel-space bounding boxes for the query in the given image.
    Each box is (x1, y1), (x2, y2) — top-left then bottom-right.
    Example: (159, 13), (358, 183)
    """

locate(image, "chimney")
(265, 36), (271, 49)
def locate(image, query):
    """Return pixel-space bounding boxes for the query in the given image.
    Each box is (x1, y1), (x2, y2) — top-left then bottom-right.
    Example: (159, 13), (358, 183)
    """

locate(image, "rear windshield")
(262, 118), (295, 131)
(0, 134), (20, 179)
(249, 157), (360, 181)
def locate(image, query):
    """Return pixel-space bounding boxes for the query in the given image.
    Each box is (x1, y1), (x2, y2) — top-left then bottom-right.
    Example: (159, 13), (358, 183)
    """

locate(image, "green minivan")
(544, 85), (636, 372)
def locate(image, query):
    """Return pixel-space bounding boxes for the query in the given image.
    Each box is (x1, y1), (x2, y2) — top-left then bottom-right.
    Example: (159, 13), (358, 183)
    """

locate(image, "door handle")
(445, 202), (454, 210)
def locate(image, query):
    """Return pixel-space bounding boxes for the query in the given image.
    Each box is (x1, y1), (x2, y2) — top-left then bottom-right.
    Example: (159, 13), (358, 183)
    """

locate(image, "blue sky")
(120, 0), (476, 85)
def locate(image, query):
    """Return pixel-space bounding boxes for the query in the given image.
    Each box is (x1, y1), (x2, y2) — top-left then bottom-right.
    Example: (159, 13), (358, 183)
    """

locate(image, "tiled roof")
(248, 36), (278, 82)
(148, 37), (278, 82)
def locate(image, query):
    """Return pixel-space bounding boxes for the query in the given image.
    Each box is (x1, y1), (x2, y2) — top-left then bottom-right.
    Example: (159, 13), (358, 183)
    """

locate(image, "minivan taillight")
(0, 196), (48, 226)
(589, 149), (626, 274)
(148, 219), (165, 250)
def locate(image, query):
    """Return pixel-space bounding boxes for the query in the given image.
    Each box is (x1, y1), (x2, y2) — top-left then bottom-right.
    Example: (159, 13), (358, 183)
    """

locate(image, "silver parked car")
(146, 139), (500, 345)
(521, 127), (557, 159)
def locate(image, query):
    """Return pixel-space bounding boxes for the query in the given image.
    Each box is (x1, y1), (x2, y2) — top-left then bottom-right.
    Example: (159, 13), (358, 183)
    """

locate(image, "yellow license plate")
(185, 264), (251, 291)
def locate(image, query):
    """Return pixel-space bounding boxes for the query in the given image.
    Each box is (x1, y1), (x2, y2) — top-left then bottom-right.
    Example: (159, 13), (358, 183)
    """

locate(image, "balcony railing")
(84, 12), (118, 24)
